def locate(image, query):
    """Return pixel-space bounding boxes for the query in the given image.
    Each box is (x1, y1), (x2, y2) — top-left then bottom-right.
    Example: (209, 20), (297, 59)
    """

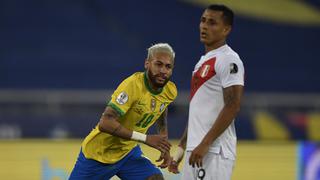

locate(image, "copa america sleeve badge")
(116, 91), (129, 105)
(230, 63), (238, 74)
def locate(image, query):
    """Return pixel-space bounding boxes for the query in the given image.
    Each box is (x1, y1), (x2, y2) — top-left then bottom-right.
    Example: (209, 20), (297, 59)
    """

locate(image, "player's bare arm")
(155, 108), (172, 168)
(189, 85), (243, 167)
(178, 125), (188, 150)
(98, 106), (171, 153)
(168, 124), (188, 174)
(156, 108), (169, 136)
(98, 106), (132, 139)
(155, 108), (170, 153)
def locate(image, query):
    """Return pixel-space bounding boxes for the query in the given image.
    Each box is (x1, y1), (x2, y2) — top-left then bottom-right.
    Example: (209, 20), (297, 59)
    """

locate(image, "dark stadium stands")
(1, 0), (319, 92)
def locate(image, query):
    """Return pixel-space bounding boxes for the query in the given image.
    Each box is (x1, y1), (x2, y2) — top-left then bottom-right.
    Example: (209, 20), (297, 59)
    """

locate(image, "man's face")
(199, 9), (230, 46)
(145, 52), (174, 88)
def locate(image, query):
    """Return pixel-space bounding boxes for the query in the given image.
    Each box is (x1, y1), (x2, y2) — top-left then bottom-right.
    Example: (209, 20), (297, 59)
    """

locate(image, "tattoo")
(223, 85), (243, 107)
(223, 86), (236, 106)
(156, 108), (168, 134)
(102, 107), (120, 120)
(111, 124), (122, 135)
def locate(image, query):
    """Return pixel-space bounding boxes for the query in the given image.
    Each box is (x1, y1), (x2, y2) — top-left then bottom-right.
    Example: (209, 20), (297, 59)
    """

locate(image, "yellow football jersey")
(81, 72), (177, 164)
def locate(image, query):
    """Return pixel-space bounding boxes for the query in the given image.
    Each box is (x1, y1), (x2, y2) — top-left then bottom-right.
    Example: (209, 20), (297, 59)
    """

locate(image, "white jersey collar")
(204, 44), (229, 57)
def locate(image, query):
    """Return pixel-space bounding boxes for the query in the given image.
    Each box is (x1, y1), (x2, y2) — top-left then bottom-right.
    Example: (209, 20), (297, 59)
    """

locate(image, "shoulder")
(220, 46), (241, 61)
(216, 47), (244, 69)
(163, 81), (178, 101)
(119, 72), (144, 89)
(123, 72), (143, 82)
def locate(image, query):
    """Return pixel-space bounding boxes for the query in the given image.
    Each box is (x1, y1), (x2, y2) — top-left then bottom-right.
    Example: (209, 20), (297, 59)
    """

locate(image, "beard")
(147, 70), (170, 89)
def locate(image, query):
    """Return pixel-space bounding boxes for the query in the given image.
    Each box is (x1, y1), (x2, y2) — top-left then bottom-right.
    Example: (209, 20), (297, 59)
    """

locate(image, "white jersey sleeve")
(215, 54), (245, 88)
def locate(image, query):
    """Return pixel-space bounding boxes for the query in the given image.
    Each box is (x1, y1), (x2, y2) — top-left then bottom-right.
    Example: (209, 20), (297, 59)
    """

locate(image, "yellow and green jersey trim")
(108, 101), (125, 116)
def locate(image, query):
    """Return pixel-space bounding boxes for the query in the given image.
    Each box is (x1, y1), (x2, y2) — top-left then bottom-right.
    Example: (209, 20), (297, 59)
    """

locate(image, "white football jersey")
(186, 44), (245, 160)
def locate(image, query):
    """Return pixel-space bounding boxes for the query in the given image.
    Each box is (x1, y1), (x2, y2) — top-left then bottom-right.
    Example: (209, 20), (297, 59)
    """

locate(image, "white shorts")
(181, 151), (235, 180)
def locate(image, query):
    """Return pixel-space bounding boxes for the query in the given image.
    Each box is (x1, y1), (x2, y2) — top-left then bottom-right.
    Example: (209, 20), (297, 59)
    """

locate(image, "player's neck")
(144, 72), (163, 94)
(149, 81), (161, 92)
(205, 40), (226, 53)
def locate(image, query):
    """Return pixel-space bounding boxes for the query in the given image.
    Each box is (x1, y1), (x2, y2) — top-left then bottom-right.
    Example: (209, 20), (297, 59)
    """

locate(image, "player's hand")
(145, 135), (171, 153)
(156, 151), (171, 168)
(168, 159), (180, 174)
(168, 145), (184, 174)
(189, 142), (209, 168)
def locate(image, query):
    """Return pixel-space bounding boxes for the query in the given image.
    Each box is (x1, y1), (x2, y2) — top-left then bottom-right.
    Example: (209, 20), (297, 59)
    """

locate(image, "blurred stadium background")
(1, 0), (320, 179)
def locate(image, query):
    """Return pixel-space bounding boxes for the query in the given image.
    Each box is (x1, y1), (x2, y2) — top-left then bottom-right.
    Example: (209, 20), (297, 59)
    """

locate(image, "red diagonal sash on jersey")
(190, 58), (216, 100)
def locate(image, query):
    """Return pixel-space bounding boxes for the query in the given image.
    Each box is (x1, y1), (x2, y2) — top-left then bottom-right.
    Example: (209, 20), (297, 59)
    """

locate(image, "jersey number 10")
(136, 113), (155, 128)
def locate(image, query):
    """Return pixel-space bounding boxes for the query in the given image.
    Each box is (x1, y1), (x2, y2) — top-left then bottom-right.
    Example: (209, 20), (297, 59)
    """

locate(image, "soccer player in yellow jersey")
(69, 43), (177, 180)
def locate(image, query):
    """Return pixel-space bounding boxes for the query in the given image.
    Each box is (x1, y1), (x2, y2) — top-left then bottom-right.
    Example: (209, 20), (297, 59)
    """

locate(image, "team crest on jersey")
(116, 91), (128, 105)
(159, 103), (165, 112)
(151, 99), (156, 111)
(200, 65), (211, 78)
(230, 63), (238, 74)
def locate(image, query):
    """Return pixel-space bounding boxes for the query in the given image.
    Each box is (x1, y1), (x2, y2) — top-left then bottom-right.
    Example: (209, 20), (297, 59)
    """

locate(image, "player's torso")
(188, 53), (224, 145)
(190, 45), (239, 101)
(190, 51), (225, 113)
(190, 56), (221, 100)
(116, 72), (174, 133)
(187, 45), (241, 157)
(121, 88), (170, 133)
(189, 45), (240, 112)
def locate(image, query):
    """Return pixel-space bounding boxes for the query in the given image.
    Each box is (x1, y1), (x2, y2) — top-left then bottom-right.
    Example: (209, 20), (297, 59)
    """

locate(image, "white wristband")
(173, 146), (185, 161)
(131, 131), (147, 142)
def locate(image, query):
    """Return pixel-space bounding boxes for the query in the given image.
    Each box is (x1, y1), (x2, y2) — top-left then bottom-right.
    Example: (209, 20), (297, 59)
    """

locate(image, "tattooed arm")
(98, 106), (132, 139)
(155, 108), (172, 168)
(178, 125), (188, 150)
(156, 108), (169, 137)
(200, 85), (243, 145)
(98, 106), (171, 153)
(189, 85), (243, 168)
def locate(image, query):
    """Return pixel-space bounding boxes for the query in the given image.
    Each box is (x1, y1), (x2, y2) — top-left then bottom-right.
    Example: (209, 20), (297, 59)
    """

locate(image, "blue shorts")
(69, 145), (162, 180)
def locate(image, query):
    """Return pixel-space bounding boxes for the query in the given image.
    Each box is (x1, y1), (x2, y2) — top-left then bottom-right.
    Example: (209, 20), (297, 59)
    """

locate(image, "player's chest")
(132, 95), (168, 116)
(192, 57), (217, 85)
(130, 95), (168, 128)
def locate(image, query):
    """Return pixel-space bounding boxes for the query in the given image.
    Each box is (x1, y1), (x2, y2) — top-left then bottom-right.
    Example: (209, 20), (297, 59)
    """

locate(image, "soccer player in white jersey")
(168, 4), (244, 180)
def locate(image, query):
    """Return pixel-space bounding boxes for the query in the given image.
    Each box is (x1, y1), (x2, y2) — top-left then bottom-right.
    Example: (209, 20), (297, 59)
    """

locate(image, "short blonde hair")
(147, 43), (175, 61)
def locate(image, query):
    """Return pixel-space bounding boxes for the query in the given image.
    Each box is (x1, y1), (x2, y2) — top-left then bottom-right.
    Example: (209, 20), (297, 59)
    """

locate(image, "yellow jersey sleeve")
(108, 74), (140, 116)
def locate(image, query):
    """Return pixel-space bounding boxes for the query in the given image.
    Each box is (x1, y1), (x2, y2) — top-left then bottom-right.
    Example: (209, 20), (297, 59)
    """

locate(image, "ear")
(144, 59), (149, 69)
(223, 26), (232, 36)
